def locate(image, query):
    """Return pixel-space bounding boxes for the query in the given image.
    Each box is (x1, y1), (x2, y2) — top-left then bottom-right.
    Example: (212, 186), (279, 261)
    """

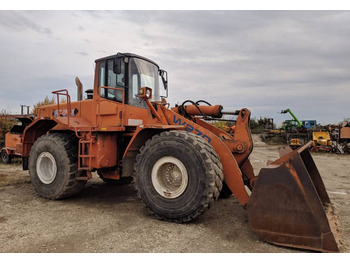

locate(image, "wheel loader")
(1, 116), (33, 164)
(21, 53), (339, 252)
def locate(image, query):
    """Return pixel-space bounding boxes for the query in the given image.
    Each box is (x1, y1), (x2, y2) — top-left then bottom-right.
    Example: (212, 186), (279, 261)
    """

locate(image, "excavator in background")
(21, 52), (339, 252)
(280, 109), (317, 150)
(280, 108), (306, 133)
(280, 109), (317, 132)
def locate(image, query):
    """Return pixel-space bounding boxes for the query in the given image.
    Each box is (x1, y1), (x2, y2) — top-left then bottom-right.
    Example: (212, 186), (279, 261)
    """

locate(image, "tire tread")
(29, 133), (85, 200)
(134, 130), (223, 223)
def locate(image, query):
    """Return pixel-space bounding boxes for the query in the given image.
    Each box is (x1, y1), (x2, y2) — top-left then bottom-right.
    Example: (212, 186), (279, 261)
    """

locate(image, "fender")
(122, 125), (184, 177)
(21, 118), (58, 159)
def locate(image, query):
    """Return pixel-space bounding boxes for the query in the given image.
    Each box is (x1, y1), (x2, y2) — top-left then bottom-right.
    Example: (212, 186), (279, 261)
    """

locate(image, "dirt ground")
(0, 135), (349, 253)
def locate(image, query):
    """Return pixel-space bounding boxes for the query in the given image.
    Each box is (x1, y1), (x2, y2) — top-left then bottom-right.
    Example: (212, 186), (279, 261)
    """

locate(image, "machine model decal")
(173, 115), (211, 143)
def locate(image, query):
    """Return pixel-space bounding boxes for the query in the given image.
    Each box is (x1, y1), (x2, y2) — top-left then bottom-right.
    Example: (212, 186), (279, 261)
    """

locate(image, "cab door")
(97, 58), (126, 128)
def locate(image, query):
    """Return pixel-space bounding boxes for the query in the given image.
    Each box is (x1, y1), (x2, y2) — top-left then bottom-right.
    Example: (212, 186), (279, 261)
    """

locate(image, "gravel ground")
(0, 135), (349, 253)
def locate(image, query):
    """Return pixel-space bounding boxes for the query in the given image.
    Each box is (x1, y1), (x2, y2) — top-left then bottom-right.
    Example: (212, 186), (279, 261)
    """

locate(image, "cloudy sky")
(0, 10), (349, 126)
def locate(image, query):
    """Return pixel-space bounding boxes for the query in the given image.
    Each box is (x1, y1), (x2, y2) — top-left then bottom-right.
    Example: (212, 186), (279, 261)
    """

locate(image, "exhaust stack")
(75, 77), (83, 101)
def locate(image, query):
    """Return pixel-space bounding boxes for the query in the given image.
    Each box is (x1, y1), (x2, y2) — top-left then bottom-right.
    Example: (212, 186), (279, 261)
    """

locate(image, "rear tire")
(29, 133), (86, 199)
(134, 130), (223, 223)
(1, 150), (11, 164)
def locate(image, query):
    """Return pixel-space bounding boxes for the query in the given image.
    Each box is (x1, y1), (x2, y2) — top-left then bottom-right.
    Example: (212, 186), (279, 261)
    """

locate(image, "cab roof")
(95, 52), (159, 68)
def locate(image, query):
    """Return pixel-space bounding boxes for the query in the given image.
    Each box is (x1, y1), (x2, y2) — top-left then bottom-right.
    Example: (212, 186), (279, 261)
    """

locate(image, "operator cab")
(96, 52), (168, 108)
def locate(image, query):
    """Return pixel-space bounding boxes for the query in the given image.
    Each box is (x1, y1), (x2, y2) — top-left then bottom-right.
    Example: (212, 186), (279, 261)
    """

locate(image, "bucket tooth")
(247, 143), (339, 252)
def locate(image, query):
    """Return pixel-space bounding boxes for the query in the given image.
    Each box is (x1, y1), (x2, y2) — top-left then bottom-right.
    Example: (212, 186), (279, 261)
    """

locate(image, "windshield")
(128, 57), (160, 107)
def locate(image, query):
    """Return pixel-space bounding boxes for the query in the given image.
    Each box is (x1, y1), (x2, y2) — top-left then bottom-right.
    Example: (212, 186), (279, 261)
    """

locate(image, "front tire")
(29, 133), (86, 199)
(134, 131), (223, 223)
(1, 150), (11, 164)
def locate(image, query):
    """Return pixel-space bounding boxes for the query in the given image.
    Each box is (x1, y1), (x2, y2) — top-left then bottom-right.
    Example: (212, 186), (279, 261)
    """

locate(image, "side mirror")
(159, 69), (168, 90)
(159, 69), (168, 98)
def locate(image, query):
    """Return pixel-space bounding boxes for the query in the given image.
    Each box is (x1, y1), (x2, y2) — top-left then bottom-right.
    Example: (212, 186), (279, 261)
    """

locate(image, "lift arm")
(280, 108), (302, 127)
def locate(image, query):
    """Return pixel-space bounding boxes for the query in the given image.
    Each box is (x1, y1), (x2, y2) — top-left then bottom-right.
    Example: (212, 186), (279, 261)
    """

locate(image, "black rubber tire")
(99, 175), (133, 185)
(29, 133), (86, 200)
(1, 150), (11, 164)
(134, 130), (223, 223)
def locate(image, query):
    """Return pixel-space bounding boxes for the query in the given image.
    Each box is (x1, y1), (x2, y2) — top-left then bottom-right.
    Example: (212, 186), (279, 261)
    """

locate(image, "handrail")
(97, 86), (125, 128)
(52, 89), (72, 126)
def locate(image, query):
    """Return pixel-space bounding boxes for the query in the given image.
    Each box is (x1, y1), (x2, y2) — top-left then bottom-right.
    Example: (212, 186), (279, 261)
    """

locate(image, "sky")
(0, 9), (349, 126)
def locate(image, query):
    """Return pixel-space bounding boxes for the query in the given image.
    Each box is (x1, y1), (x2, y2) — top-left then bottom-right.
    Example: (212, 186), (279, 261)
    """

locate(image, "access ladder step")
(78, 137), (94, 170)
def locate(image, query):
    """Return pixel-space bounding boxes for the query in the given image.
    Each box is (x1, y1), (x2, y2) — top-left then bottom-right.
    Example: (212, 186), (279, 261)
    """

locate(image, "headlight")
(139, 87), (152, 99)
(146, 89), (151, 98)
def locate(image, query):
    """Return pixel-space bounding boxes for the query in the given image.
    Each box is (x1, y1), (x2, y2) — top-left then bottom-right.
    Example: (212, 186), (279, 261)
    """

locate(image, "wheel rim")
(36, 152), (57, 184)
(151, 156), (188, 199)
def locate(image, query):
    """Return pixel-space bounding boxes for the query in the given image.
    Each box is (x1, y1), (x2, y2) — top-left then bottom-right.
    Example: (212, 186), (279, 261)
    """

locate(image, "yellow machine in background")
(312, 131), (333, 152)
(289, 138), (301, 150)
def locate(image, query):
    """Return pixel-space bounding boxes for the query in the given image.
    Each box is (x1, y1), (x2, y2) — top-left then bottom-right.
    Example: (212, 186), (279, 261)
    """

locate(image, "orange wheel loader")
(21, 53), (339, 252)
(1, 116), (33, 164)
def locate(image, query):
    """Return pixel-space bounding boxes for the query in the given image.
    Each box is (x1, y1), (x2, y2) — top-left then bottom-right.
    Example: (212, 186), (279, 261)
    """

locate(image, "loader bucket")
(247, 142), (339, 252)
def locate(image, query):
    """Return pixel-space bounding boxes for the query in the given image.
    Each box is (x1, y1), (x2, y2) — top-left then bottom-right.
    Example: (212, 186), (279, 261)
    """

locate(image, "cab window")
(99, 59), (125, 102)
(99, 61), (106, 86)
(128, 57), (160, 107)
